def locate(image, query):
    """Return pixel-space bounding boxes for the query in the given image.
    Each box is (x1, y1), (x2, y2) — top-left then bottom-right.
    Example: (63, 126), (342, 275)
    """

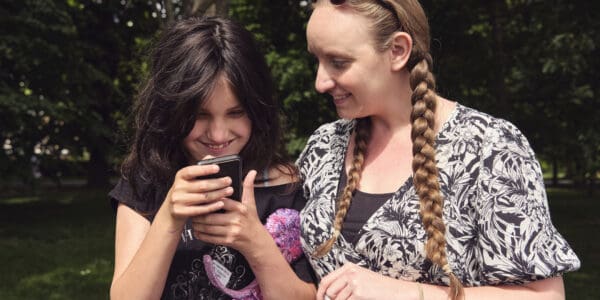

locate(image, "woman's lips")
(332, 93), (351, 106)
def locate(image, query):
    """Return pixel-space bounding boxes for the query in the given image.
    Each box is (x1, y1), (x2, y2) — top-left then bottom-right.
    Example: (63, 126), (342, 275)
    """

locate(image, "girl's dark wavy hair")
(121, 17), (291, 205)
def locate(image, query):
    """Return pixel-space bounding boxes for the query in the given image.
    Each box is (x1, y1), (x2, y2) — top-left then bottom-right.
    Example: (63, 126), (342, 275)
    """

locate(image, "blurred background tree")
(0, 0), (598, 192)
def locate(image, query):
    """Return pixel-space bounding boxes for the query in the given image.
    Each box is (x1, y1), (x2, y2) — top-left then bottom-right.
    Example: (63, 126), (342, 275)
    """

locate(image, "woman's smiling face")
(306, 3), (397, 119)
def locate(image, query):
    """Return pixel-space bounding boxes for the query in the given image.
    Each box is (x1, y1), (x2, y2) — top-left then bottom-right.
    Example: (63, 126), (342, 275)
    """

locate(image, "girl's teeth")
(207, 142), (229, 149)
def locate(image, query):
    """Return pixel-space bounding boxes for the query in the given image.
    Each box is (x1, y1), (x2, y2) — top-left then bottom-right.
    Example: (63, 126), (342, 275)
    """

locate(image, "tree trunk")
(86, 146), (110, 188)
(552, 156), (558, 187)
(486, 0), (510, 116)
(213, 0), (229, 16)
(165, 0), (174, 25)
(165, 0), (230, 21)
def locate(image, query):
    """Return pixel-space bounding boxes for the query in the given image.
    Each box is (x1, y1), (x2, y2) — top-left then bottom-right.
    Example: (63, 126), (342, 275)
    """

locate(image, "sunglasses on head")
(312, 0), (400, 27)
(312, 0), (346, 3)
(312, 0), (394, 10)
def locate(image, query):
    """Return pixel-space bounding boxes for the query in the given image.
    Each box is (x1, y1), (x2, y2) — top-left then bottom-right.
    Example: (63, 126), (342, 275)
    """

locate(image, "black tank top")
(337, 166), (393, 245)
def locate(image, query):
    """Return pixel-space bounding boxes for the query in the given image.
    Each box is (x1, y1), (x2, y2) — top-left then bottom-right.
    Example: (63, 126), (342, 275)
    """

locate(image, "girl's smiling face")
(183, 75), (252, 161)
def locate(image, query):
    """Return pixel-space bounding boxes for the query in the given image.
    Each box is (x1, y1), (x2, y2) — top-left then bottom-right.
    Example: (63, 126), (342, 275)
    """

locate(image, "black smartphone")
(196, 154), (242, 201)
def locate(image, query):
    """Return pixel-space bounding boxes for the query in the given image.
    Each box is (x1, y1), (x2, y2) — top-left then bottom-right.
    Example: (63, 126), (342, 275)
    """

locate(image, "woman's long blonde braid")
(313, 118), (371, 257)
(409, 52), (464, 300)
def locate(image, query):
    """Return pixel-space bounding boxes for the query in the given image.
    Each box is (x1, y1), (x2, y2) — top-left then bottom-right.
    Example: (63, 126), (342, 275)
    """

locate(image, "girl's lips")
(203, 142), (230, 149)
(201, 140), (233, 154)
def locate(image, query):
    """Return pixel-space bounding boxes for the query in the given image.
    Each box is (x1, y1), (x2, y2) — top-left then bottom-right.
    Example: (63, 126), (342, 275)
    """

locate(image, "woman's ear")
(389, 32), (413, 71)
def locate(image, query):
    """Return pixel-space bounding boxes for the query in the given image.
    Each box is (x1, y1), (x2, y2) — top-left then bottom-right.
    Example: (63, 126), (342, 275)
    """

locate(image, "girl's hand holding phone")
(190, 170), (273, 256)
(164, 163), (234, 229)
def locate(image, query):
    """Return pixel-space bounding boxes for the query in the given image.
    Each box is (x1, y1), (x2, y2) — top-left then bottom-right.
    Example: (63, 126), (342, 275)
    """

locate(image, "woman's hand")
(164, 164), (233, 229)
(191, 170), (271, 255)
(318, 263), (414, 300)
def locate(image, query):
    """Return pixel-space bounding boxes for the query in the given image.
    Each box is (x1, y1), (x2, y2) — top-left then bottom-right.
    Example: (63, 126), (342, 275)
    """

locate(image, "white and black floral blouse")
(297, 103), (580, 287)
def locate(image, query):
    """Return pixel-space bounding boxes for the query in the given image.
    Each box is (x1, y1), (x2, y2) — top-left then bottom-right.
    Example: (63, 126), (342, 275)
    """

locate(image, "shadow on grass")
(0, 187), (115, 300)
(547, 188), (600, 299)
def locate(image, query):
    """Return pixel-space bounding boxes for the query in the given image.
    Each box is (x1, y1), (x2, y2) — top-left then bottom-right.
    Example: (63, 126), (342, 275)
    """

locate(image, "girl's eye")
(196, 112), (210, 119)
(228, 109), (246, 118)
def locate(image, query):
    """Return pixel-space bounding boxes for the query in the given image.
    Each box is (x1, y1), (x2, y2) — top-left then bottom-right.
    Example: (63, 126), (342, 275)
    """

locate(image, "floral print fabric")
(297, 104), (580, 286)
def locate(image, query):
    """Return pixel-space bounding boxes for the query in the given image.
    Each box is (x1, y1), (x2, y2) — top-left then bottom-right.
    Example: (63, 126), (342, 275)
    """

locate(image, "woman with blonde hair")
(297, 1), (580, 299)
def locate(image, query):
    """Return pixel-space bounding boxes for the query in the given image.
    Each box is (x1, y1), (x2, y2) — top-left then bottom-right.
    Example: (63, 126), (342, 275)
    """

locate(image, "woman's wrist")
(412, 281), (451, 300)
(417, 283), (424, 300)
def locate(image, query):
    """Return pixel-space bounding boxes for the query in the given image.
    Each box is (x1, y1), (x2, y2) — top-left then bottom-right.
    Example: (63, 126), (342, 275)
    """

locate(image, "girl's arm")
(192, 170), (316, 300)
(317, 263), (564, 300)
(110, 201), (183, 299)
(110, 165), (232, 299)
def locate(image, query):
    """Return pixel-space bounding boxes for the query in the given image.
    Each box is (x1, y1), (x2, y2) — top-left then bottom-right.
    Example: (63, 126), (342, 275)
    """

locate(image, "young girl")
(298, 1), (580, 299)
(109, 17), (315, 299)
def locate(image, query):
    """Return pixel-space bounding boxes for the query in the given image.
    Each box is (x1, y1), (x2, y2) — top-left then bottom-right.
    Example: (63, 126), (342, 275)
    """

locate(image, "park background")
(0, 0), (598, 299)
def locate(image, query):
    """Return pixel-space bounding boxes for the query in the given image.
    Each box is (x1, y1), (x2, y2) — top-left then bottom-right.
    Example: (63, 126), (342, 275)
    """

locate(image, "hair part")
(313, 1), (464, 298)
(121, 16), (291, 207)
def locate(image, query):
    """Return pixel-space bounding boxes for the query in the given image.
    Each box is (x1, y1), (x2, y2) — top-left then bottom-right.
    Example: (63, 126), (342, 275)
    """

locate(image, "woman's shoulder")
(448, 103), (529, 143)
(310, 118), (355, 139)
(302, 119), (354, 154)
(296, 119), (352, 171)
(443, 103), (538, 165)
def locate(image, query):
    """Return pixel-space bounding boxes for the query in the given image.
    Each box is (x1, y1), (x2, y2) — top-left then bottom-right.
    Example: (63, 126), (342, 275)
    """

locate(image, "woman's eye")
(311, 57), (319, 72)
(331, 59), (348, 69)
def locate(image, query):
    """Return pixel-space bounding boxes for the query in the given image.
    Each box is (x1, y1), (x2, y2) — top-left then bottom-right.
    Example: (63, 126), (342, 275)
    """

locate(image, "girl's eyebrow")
(228, 104), (244, 110)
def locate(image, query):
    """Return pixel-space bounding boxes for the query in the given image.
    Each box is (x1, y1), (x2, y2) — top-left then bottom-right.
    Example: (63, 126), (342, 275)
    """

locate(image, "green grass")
(0, 186), (596, 299)
(0, 187), (114, 299)
(547, 188), (600, 299)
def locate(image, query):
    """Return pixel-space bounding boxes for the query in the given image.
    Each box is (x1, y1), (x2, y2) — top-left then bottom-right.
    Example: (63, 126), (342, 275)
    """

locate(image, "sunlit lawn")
(0, 185), (597, 299)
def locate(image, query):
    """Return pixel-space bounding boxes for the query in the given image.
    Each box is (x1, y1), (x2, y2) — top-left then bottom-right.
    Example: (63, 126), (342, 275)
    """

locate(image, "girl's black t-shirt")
(109, 178), (316, 300)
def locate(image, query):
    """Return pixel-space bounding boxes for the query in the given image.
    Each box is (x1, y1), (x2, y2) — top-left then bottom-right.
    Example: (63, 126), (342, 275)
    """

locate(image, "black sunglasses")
(312, 0), (394, 10)
(312, 0), (400, 28)
(312, 0), (347, 4)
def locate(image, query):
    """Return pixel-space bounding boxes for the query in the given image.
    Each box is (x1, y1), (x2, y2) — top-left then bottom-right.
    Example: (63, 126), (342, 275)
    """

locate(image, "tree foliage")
(423, 0), (599, 189)
(1, 0), (597, 189)
(0, 0), (159, 187)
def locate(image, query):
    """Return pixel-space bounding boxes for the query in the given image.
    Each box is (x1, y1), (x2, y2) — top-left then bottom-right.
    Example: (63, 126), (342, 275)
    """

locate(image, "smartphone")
(196, 154), (242, 201)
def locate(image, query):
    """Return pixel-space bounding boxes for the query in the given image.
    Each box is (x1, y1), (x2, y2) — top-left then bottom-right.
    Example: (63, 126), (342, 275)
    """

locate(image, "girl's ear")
(389, 32), (413, 71)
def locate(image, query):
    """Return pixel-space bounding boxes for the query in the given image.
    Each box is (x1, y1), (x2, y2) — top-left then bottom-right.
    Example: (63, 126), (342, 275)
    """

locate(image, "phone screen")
(196, 154), (242, 201)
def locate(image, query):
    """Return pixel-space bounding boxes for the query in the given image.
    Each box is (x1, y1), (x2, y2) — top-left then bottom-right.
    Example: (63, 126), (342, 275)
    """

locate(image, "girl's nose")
(206, 119), (228, 143)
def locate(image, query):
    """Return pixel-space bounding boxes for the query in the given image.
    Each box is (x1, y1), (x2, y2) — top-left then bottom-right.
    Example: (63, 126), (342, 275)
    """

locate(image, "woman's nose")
(315, 63), (335, 93)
